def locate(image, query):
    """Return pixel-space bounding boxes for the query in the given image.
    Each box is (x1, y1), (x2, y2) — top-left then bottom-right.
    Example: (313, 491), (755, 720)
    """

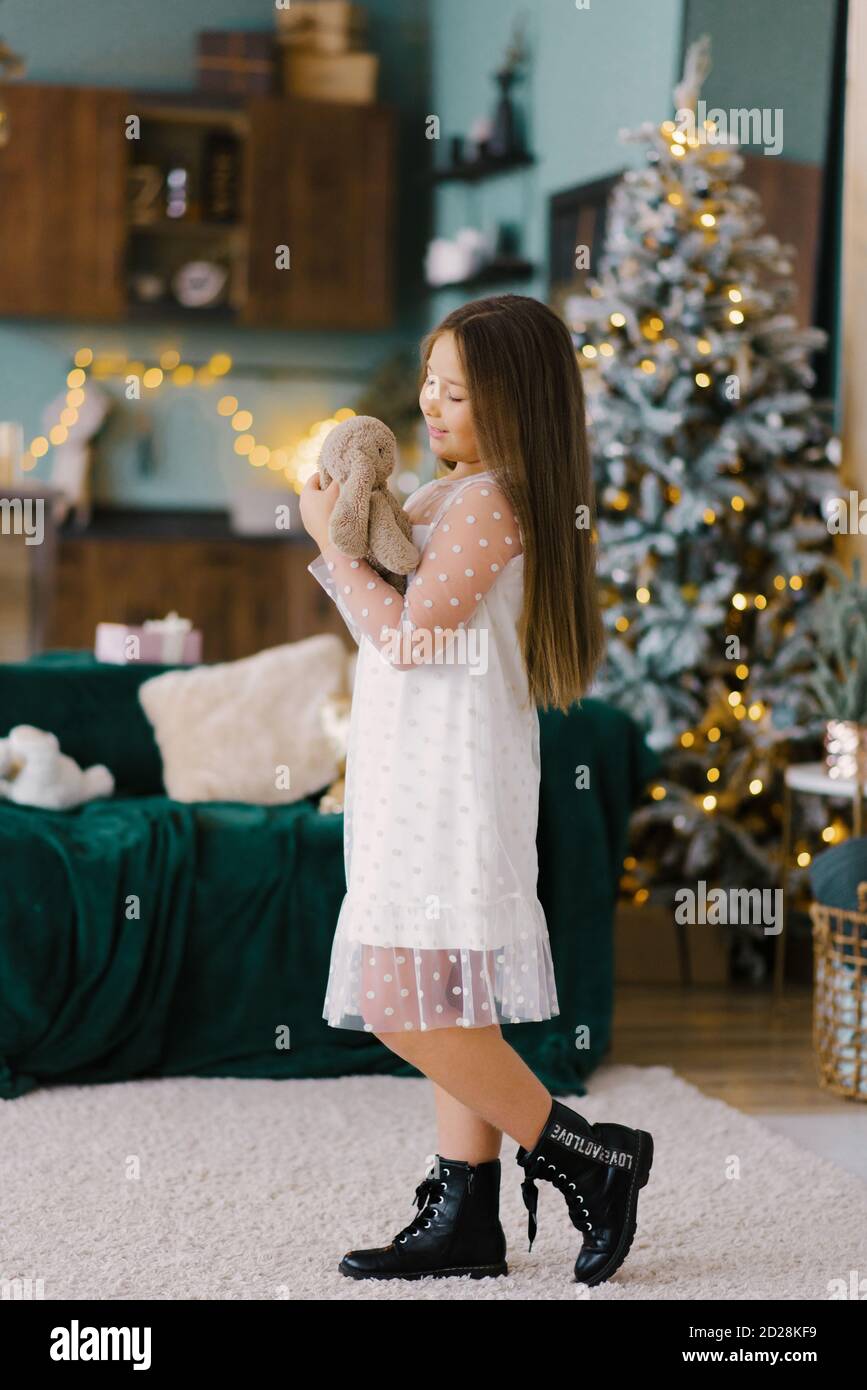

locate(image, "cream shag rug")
(2, 1064), (864, 1301)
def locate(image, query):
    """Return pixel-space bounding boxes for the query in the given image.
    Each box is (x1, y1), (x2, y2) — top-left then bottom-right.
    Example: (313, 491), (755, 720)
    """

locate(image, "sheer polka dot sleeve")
(307, 479), (522, 669)
(306, 545), (405, 653)
(404, 480), (522, 634)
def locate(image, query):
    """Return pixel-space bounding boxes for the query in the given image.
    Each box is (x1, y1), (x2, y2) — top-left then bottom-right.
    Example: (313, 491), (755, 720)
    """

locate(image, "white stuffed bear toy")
(0, 725), (114, 810)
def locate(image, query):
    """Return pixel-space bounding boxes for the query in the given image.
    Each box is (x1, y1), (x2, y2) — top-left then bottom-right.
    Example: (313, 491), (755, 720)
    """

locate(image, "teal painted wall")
(428, 0), (685, 311)
(682, 0), (842, 410)
(0, 0), (433, 509)
(0, 0), (840, 506)
(682, 0), (838, 163)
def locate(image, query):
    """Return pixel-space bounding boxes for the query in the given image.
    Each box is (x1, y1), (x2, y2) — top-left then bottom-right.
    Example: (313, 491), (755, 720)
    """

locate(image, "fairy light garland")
(20, 346), (355, 491)
(22, 348), (95, 468)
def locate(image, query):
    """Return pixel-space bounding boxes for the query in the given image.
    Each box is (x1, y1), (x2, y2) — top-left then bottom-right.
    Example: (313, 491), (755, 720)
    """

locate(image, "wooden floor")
(609, 984), (860, 1114)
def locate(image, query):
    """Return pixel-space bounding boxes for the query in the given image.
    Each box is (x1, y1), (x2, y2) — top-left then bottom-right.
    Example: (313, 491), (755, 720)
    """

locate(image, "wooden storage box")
(281, 49), (378, 104)
(198, 31), (278, 96)
(276, 2), (367, 54)
(615, 902), (729, 985)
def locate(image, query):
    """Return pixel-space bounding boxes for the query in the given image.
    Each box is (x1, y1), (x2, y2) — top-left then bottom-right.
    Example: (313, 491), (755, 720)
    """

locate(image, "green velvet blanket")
(0, 653), (657, 1100)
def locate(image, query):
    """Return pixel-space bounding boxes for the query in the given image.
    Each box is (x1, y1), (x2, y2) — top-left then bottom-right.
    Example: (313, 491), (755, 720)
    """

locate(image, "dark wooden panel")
(242, 97), (394, 328)
(283, 542), (348, 645)
(740, 153), (823, 329)
(0, 84), (128, 320)
(46, 535), (353, 663)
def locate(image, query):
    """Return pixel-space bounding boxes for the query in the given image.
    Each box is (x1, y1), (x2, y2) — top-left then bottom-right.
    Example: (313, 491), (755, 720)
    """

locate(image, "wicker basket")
(810, 882), (867, 1101)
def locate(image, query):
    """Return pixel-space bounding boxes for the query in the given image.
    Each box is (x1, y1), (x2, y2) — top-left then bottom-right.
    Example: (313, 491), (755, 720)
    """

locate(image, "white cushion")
(138, 637), (347, 804)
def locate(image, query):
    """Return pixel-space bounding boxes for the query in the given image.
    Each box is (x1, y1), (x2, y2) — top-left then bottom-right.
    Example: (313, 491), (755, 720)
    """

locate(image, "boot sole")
(575, 1130), (654, 1288)
(339, 1260), (509, 1281)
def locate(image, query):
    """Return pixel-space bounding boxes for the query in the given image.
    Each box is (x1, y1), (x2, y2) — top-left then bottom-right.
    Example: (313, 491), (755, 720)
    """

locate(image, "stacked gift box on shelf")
(276, 1), (378, 104)
(195, 6), (377, 104)
(197, 30), (279, 96)
(277, 0), (367, 52)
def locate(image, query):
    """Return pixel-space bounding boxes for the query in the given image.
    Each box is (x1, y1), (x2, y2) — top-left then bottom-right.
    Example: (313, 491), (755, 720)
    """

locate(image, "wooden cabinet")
(0, 85), (128, 319)
(47, 531), (350, 664)
(0, 84), (395, 328)
(243, 97), (394, 328)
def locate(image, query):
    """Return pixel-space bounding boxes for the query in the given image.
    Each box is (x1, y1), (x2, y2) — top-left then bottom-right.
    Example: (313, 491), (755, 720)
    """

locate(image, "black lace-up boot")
(516, 1098), (653, 1286)
(339, 1156), (508, 1281)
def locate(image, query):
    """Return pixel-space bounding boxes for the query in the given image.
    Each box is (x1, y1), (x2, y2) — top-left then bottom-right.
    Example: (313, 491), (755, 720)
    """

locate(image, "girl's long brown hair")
(420, 294), (605, 713)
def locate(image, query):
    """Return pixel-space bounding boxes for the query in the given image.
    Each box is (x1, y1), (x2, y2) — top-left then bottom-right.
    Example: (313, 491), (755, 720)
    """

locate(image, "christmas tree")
(563, 37), (840, 932)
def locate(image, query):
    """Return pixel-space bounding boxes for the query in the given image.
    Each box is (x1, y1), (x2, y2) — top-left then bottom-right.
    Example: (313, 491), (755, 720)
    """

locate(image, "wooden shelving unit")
(0, 83), (396, 329)
(427, 143), (537, 292)
(125, 99), (249, 320)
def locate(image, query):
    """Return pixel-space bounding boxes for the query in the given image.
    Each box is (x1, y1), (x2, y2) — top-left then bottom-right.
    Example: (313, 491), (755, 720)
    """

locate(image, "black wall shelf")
(430, 257), (534, 291)
(427, 152), (535, 185)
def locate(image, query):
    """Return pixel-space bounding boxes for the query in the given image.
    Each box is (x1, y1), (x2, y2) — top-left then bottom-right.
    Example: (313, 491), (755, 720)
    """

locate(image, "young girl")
(301, 294), (653, 1286)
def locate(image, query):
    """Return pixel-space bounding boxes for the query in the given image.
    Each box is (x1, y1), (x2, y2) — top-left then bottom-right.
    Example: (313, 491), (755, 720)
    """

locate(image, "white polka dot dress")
(307, 470), (560, 1033)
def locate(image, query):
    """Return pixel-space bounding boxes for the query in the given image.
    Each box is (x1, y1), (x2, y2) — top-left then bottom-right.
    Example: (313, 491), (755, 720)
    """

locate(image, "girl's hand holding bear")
(300, 474), (341, 553)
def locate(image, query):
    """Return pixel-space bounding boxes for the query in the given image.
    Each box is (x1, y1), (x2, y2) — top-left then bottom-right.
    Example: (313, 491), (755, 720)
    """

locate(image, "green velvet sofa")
(0, 651), (658, 1100)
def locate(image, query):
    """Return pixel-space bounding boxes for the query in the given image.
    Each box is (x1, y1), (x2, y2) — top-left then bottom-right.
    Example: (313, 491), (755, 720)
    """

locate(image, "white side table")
(777, 761), (867, 995)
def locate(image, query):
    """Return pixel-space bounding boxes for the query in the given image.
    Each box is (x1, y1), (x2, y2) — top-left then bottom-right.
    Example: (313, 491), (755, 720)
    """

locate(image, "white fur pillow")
(138, 637), (347, 804)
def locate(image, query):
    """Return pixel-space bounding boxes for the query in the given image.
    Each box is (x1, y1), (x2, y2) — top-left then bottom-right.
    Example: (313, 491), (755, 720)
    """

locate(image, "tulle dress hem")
(322, 890), (560, 1033)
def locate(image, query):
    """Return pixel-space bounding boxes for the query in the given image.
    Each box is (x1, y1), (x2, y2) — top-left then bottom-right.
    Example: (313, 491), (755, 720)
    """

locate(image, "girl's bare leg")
(375, 1023), (552, 1152)
(433, 1083), (503, 1164)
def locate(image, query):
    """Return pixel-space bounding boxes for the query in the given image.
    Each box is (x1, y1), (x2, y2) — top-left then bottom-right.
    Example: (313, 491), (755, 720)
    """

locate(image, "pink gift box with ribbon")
(95, 612), (203, 666)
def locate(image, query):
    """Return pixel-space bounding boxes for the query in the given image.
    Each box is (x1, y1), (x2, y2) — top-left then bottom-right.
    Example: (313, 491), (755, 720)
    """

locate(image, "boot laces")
(395, 1173), (447, 1244)
(520, 1155), (593, 1251)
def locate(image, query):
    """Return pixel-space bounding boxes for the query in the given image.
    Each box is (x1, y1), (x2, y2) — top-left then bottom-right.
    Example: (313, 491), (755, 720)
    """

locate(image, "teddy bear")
(0, 725), (114, 811)
(317, 415), (420, 593)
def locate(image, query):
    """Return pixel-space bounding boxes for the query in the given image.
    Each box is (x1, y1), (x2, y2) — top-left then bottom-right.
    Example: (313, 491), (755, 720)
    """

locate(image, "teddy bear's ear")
(329, 453), (377, 558)
(317, 445), (333, 487)
(318, 422), (348, 484)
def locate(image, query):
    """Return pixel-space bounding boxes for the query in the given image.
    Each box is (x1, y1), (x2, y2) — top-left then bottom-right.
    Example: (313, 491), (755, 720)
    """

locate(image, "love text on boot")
(550, 1123), (635, 1171)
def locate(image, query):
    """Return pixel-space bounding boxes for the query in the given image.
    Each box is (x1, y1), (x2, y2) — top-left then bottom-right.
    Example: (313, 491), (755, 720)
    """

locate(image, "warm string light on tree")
(561, 88), (837, 921)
